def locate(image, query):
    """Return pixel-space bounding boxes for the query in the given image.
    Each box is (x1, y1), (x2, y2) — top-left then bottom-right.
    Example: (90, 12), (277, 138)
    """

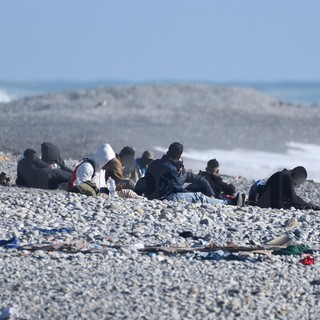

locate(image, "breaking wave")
(0, 89), (12, 103)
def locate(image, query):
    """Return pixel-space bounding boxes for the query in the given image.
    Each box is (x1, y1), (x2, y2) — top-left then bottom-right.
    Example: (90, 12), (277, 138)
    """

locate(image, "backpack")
(68, 158), (96, 191)
(248, 179), (266, 206)
(70, 180), (98, 197)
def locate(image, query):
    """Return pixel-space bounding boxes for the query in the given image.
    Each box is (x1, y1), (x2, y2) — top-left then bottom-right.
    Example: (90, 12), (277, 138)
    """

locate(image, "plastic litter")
(129, 242), (145, 252)
(196, 250), (258, 263)
(0, 237), (20, 249)
(272, 245), (313, 256)
(148, 252), (157, 258)
(0, 307), (19, 320)
(106, 177), (118, 198)
(299, 255), (316, 265)
(35, 227), (75, 235)
(178, 231), (200, 240)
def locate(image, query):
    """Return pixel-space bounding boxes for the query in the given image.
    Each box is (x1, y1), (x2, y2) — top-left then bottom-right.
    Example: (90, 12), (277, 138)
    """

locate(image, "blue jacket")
(136, 158), (147, 177)
(145, 155), (188, 200)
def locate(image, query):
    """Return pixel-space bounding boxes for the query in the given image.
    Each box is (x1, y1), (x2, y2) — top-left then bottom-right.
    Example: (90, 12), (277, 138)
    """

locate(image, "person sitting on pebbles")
(135, 150), (154, 180)
(176, 158), (215, 196)
(104, 157), (135, 190)
(116, 146), (137, 182)
(41, 141), (73, 173)
(16, 148), (72, 189)
(69, 143), (116, 194)
(257, 166), (320, 210)
(144, 142), (227, 205)
(104, 159), (145, 199)
(199, 158), (245, 205)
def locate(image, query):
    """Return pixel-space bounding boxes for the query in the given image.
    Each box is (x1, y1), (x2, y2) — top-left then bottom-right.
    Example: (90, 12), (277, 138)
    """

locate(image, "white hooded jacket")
(73, 144), (116, 189)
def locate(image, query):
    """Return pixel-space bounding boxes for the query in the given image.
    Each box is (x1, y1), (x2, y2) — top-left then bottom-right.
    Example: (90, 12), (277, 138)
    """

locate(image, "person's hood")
(90, 144), (116, 169)
(41, 142), (61, 163)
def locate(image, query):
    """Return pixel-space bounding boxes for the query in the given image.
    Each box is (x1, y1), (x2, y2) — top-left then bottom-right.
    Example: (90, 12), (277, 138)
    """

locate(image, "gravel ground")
(1, 154), (320, 319)
(1, 85), (320, 319)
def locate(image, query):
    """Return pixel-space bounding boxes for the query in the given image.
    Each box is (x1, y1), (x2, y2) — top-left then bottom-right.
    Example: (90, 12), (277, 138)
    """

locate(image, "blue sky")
(1, 0), (319, 82)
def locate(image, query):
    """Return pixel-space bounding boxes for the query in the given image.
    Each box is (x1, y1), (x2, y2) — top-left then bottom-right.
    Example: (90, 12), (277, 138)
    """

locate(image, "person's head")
(291, 166), (307, 185)
(41, 142), (61, 164)
(118, 146), (136, 168)
(23, 149), (37, 158)
(119, 146), (135, 159)
(176, 157), (184, 176)
(141, 150), (154, 167)
(206, 159), (220, 175)
(94, 143), (116, 169)
(167, 142), (183, 161)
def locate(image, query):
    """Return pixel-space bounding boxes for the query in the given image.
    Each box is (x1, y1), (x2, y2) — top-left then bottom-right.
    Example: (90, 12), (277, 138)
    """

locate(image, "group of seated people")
(15, 141), (320, 210)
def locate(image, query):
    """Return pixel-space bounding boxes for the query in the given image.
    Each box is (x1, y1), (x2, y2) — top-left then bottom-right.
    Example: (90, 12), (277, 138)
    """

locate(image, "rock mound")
(1, 84), (319, 158)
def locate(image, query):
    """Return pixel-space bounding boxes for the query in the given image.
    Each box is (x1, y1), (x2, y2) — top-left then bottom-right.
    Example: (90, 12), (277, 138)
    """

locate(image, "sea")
(1, 80), (320, 181)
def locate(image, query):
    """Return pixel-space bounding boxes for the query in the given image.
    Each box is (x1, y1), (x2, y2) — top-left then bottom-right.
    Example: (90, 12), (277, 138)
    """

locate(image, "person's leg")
(48, 169), (72, 189)
(169, 192), (226, 205)
(186, 181), (209, 195)
(194, 192), (227, 205)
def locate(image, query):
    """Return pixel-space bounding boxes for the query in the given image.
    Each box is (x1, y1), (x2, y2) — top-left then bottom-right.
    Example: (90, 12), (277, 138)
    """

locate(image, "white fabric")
(90, 144), (116, 170)
(73, 143), (116, 189)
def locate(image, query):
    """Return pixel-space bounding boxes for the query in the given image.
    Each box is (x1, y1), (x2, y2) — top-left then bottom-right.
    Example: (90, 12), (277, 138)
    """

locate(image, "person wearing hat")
(144, 142), (226, 205)
(41, 142), (73, 173)
(200, 158), (239, 204)
(257, 166), (320, 210)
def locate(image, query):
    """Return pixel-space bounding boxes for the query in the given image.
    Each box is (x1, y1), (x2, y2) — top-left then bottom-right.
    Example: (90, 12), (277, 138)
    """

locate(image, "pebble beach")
(1, 153), (320, 319)
(1, 84), (320, 319)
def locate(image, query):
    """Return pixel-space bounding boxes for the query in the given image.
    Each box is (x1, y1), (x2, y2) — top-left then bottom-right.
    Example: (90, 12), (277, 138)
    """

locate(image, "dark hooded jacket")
(145, 155), (188, 200)
(16, 149), (71, 189)
(16, 151), (52, 189)
(41, 142), (73, 173)
(257, 169), (318, 209)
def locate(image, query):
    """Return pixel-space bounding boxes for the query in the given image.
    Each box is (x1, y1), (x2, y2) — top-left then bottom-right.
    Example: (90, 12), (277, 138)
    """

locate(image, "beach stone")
(133, 206), (145, 214)
(1, 147), (320, 319)
(200, 219), (209, 226)
(160, 211), (172, 221)
(284, 218), (299, 228)
(299, 215), (310, 222)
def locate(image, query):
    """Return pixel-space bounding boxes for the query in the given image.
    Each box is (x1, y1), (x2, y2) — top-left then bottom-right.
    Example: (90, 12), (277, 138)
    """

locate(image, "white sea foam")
(0, 89), (12, 103)
(154, 141), (320, 182)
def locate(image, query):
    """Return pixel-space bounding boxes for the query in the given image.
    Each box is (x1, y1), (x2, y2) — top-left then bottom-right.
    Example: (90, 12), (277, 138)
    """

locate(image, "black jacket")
(257, 169), (317, 209)
(145, 155), (188, 200)
(17, 152), (72, 190)
(200, 171), (235, 198)
(16, 154), (51, 188)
